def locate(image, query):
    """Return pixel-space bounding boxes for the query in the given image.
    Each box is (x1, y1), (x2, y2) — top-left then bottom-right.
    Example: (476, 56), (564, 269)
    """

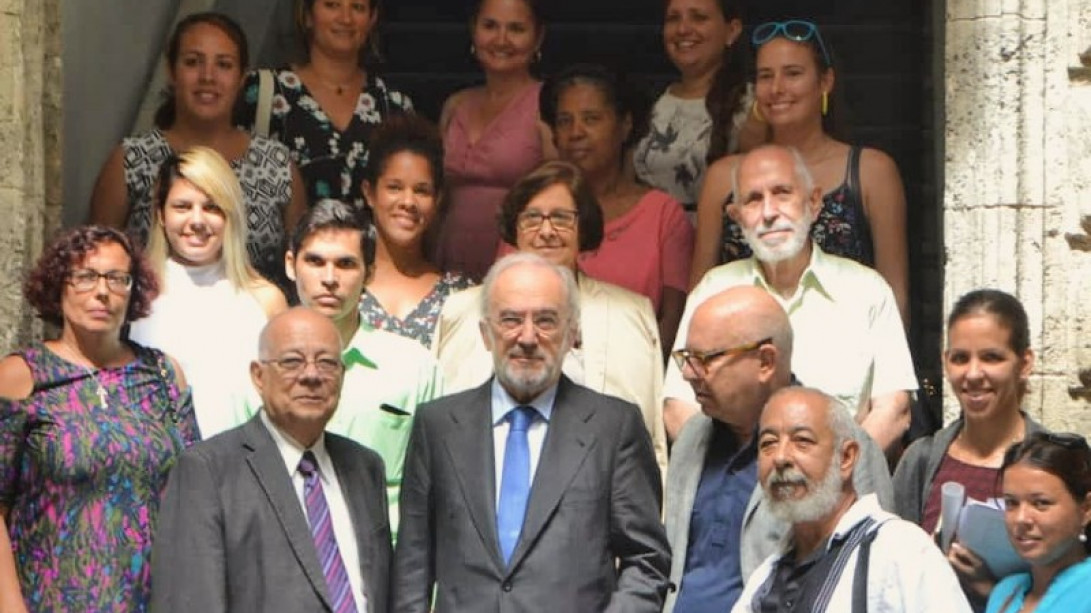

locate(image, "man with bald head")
(663, 144), (917, 454)
(152, 308), (392, 613)
(663, 287), (893, 613)
(731, 388), (969, 612)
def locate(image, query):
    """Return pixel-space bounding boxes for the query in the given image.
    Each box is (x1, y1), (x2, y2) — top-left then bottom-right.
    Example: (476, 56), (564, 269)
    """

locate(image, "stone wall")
(0, 0), (62, 354)
(944, 0), (1091, 435)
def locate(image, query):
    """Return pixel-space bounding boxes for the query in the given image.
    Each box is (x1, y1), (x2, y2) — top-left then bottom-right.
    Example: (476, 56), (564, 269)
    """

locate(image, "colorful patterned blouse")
(238, 68), (413, 207)
(360, 272), (475, 349)
(0, 342), (199, 612)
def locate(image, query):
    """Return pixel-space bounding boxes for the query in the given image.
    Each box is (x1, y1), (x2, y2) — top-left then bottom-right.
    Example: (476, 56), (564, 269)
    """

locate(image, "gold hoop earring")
(751, 100), (765, 123)
(821, 92), (829, 116)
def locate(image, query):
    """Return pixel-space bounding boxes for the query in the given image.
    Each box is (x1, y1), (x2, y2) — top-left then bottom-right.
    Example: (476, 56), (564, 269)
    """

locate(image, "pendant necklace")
(61, 338), (109, 410)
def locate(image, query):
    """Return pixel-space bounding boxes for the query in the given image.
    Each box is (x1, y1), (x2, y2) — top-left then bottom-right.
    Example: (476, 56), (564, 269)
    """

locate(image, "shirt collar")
(490, 377), (558, 426)
(259, 409), (334, 482)
(341, 320), (379, 371)
(745, 242), (834, 307)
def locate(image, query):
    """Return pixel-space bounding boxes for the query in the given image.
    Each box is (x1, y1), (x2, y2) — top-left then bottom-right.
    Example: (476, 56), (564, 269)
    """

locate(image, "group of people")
(1, 0), (1088, 612)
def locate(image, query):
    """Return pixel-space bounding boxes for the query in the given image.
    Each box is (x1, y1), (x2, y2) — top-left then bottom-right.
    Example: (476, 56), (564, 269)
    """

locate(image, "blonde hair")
(146, 146), (264, 293)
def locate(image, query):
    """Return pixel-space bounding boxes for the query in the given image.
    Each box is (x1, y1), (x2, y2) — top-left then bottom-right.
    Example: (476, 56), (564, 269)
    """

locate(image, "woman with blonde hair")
(130, 146), (287, 437)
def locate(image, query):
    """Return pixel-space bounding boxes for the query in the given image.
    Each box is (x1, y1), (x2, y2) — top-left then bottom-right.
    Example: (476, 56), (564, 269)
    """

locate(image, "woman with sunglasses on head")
(129, 147), (288, 439)
(541, 64), (693, 354)
(90, 12), (307, 290)
(237, 0), (413, 206)
(633, 0), (763, 216)
(893, 289), (1047, 610)
(359, 115), (474, 349)
(690, 19), (909, 325)
(434, 0), (555, 281)
(432, 160), (669, 476)
(0, 226), (198, 612)
(987, 433), (1091, 613)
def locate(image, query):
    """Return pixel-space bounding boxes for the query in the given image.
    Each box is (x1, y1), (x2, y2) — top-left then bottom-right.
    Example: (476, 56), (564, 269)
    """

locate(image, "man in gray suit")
(152, 308), (391, 613)
(663, 286), (893, 613)
(392, 252), (671, 612)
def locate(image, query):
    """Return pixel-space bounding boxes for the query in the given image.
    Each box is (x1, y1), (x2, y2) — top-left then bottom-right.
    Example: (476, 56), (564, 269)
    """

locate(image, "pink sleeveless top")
(437, 82), (544, 280)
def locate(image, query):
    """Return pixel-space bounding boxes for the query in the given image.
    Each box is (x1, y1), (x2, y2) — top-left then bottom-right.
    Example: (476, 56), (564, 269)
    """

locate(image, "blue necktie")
(497, 405), (535, 564)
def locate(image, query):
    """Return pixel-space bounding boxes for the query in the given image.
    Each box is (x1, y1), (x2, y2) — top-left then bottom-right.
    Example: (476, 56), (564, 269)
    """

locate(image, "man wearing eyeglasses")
(663, 286), (893, 613)
(393, 252), (671, 613)
(152, 307), (392, 613)
(663, 144), (917, 456)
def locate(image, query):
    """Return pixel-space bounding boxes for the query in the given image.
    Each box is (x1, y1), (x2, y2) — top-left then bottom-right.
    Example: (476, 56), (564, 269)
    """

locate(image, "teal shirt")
(246, 322), (443, 540)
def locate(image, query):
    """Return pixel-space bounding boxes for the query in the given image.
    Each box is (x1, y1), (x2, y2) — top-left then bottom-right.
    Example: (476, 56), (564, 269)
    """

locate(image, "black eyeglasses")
(68, 269), (133, 293)
(517, 209), (579, 232)
(751, 20), (831, 68)
(671, 337), (772, 375)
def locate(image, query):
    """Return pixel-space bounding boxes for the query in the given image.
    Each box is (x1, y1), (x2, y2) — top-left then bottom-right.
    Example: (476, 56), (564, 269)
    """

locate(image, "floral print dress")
(239, 68), (413, 207)
(0, 342), (199, 612)
(359, 272), (475, 349)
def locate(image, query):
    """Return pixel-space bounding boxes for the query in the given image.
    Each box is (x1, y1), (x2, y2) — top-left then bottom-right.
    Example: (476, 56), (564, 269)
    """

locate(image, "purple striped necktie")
(298, 451), (359, 613)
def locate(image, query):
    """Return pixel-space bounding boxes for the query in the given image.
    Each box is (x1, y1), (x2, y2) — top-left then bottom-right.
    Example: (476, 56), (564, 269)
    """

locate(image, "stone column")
(0, 0), (63, 354)
(944, 0), (1091, 434)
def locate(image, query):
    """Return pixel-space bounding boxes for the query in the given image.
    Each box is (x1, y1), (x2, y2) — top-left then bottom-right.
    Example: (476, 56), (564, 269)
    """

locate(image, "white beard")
(741, 207), (813, 263)
(764, 460), (845, 524)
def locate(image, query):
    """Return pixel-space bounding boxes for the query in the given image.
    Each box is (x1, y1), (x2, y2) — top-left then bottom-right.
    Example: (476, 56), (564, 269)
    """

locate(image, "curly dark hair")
(498, 160), (604, 252)
(25, 225), (159, 327)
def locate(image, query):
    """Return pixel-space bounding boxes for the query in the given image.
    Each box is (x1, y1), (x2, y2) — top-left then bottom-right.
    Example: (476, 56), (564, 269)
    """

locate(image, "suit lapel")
(242, 416), (333, 610)
(576, 275), (608, 392)
(508, 378), (594, 569)
(442, 382), (503, 570)
(328, 435), (379, 611)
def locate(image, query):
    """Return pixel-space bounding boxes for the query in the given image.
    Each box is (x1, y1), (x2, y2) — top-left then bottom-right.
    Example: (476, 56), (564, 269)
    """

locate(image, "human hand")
(948, 541), (995, 601)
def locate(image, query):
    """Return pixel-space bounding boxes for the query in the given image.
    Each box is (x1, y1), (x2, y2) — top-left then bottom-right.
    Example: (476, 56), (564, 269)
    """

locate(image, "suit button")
(502, 581), (513, 592)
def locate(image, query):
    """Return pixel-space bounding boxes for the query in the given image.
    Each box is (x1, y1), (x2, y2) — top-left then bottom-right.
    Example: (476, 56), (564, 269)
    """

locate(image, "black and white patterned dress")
(121, 129), (293, 284)
(238, 69), (414, 207)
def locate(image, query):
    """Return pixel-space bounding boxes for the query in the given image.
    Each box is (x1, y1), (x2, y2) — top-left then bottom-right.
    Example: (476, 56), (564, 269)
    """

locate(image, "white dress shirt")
(490, 379), (558, 508)
(731, 494), (972, 613)
(260, 411), (366, 612)
(665, 244), (917, 415)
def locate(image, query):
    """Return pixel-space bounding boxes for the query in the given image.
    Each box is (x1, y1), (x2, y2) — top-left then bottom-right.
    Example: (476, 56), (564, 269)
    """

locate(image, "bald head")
(258, 307), (342, 359)
(680, 286), (794, 437)
(252, 307), (344, 447)
(689, 286), (793, 380)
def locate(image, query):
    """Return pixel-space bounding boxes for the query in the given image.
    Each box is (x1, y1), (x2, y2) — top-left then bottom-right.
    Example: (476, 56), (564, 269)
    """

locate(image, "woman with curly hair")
(0, 225), (199, 612)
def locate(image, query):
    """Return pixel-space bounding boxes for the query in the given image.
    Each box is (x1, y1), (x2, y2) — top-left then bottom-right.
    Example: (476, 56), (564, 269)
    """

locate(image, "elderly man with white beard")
(662, 145), (917, 454)
(731, 387), (970, 613)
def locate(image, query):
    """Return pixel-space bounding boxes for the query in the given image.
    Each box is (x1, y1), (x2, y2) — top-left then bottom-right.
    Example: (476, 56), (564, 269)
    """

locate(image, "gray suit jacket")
(392, 376), (672, 613)
(662, 412), (894, 613)
(151, 415), (391, 613)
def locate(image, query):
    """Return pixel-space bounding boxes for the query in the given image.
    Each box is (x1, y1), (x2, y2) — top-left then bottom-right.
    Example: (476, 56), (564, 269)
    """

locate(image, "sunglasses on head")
(751, 20), (832, 68)
(1040, 431), (1091, 452)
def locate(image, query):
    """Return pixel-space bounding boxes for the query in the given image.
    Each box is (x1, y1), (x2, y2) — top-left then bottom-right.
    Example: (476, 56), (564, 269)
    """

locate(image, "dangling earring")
(470, 43), (476, 56)
(535, 49), (542, 63)
(821, 92), (829, 117)
(751, 100), (765, 123)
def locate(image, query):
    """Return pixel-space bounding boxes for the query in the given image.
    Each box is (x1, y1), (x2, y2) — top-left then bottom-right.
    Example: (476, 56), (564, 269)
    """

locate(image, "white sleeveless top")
(129, 259), (267, 438)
